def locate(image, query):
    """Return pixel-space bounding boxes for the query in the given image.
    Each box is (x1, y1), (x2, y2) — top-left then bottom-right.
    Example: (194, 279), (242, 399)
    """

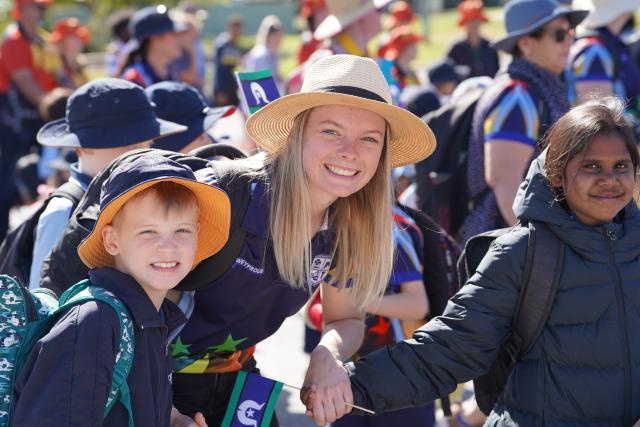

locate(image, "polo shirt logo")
(310, 255), (331, 286)
(235, 258), (265, 275)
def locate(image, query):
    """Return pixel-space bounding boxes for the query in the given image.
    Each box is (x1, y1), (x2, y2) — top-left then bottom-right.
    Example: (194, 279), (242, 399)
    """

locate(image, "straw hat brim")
(245, 91), (436, 167)
(314, 0), (394, 41)
(78, 177), (231, 270)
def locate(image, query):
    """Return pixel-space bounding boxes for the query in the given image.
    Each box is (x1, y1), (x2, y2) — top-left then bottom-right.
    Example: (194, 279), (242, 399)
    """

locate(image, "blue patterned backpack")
(0, 275), (135, 426)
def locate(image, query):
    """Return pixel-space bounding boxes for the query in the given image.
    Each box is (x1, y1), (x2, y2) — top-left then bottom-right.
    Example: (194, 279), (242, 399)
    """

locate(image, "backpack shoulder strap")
(175, 161), (253, 291)
(51, 181), (85, 206)
(506, 220), (564, 361)
(59, 283), (135, 427)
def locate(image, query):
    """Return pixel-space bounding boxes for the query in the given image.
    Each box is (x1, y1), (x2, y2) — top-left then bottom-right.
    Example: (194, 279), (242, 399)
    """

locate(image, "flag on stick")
(221, 371), (283, 427)
(235, 69), (281, 115)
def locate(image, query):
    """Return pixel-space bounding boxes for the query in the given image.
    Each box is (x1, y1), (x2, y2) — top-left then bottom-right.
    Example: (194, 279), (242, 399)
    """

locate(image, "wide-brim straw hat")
(492, 0), (588, 53)
(78, 155), (230, 269)
(314, 0), (394, 41)
(246, 54), (436, 167)
(573, 0), (640, 29)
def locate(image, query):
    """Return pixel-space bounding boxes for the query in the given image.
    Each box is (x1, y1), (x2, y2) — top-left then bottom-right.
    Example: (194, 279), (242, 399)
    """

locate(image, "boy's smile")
(102, 190), (199, 309)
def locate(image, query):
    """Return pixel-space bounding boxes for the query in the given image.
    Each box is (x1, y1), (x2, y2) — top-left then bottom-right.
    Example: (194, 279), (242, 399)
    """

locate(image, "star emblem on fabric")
(170, 336), (191, 358)
(247, 408), (255, 418)
(210, 334), (248, 353)
(368, 316), (390, 336)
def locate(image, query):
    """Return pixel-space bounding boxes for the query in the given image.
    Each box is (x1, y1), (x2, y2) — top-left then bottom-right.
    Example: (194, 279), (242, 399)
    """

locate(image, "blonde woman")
(169, 54), (435, 427)
(244, 15), (284, 82)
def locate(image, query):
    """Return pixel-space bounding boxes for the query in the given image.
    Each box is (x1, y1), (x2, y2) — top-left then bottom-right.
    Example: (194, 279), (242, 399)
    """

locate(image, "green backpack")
(0, 275), (135, 426)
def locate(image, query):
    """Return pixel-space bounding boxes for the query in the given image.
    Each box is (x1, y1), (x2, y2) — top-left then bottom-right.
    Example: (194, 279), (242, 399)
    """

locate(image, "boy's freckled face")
(103, 191), (199, 303)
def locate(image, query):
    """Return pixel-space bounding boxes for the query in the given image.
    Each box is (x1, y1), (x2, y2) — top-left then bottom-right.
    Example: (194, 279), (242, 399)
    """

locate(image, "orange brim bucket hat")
(245, 54), (436, 167)
(78, 154), (231, 269)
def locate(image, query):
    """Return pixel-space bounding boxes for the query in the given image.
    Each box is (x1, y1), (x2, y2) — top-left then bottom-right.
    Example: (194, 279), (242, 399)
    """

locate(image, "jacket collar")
(88, 267), (186, 331)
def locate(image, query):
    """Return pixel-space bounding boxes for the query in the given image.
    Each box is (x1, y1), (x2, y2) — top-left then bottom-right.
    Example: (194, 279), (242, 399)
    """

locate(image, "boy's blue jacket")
(11, 267), (186, 427)
(347, 152), (640, 426)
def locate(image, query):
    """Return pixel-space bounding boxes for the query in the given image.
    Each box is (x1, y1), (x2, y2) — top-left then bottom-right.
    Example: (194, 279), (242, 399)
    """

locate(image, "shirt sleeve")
(1, 36), (32, 75)
(29, 196), (75, 289)
(390, 210), (424, 290)
(483, 82), (541, 147)
(569, 37), (614, 83)
(12, 302), (119, 427)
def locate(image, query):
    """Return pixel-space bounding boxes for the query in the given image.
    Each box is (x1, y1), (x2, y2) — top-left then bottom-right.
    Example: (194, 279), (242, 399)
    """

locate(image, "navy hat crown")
(145, 81), (209, 124)
(129, 5), (178, 43)
(100, 155), (195, 210)
(66, 78), (157, 132)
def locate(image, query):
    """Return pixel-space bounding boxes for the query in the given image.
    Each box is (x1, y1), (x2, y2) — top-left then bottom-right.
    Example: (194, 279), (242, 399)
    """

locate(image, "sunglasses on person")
(540, 27), (574, 43)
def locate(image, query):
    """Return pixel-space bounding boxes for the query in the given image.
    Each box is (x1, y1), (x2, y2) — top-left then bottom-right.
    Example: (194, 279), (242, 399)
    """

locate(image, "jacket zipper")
(605, 228), (631, 426)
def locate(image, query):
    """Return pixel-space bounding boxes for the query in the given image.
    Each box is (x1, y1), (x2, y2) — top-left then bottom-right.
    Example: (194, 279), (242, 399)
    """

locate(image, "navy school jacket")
(12, 267), (186, 427)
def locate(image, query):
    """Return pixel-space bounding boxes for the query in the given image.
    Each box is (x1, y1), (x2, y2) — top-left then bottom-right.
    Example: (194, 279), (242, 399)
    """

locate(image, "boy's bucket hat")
(492, 0), (588, 53)
(78, 154), (231, 269)
(127, 5), (187, 51)
(573, 0), (640, 29)
(245, 54), (436, 167)
(314, 0), (393, 41)
(146, 82), (235, 152)
(37, 78), (186, 149)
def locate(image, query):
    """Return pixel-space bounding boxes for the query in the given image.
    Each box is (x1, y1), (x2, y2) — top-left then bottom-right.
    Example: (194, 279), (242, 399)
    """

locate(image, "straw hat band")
(317, 86), (387, 103)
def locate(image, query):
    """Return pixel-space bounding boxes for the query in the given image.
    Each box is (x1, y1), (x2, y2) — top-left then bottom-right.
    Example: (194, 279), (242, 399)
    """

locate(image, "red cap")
(300, 0), (326, 18)
(458, 0), (488, 26)
(12, 0), (52, 20)
(388, 1), (414, 29)
(50, 17), (90, 45)
(381, 25), (422, 60)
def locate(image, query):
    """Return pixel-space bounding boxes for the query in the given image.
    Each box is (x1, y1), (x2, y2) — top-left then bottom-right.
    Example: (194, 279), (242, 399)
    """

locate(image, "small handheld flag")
(221, 371), (283, 427)
(235, 69), (281, 115)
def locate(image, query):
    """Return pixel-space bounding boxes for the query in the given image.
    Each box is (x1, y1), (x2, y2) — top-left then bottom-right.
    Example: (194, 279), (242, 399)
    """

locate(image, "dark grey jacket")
(347, 153), (640, 426)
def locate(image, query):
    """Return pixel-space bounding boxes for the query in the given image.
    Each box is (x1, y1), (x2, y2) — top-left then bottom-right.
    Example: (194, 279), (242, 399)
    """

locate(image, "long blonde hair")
(265, 110), (394, 311)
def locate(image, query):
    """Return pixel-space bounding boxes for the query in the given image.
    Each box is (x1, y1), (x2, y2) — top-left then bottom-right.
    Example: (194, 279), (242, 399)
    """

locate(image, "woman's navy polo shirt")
(172, 177), (334, 373)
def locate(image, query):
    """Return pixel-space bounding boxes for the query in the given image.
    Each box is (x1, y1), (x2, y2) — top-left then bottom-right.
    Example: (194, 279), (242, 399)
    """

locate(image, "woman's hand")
(170, 407), (208, 427)
(302, 345), (353, 425)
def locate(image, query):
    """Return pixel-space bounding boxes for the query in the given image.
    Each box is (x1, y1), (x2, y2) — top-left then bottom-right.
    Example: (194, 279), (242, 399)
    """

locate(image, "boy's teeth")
(326, 165), (357, 176)
(154, 262), (177, 268)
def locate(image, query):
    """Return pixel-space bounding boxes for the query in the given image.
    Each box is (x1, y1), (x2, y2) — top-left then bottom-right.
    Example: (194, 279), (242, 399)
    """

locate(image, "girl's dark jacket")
(347, 152), (640, 426)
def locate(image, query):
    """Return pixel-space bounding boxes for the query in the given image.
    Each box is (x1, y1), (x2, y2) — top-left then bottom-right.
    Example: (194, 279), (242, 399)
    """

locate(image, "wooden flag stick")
(284, 383), (375, 415)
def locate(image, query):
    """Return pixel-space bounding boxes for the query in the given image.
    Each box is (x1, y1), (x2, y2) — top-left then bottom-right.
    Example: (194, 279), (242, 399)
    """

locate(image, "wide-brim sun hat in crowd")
(145, 81), (235, 152)
(245, 54), (436, 167)
(78, 154), (231, 269)
(314, 0), (394, 41)
(573, 0), (640, 29)
(492, 0), (589, 53)
(50, 17), (90, 45)
(38, 78), (186, 149)
(458, 0), (489, 26)
(381, 25), (423, 60)
(126, 5), (187, 51)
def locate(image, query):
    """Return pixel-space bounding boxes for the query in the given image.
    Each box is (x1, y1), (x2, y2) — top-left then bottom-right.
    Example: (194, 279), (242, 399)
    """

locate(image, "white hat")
(573, 0), (640, 29)
(314, 0), (393, 41)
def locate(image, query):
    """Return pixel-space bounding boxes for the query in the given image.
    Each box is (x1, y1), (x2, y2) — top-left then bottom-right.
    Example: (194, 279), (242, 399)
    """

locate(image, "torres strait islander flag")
(221, 371), (284, 427)
(235, 69), (281, 115)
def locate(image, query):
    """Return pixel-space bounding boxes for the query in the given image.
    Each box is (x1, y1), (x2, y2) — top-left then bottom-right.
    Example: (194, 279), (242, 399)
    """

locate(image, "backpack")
(456, 221), (564, 415)
(397, 204), (461, 320)
(0, 181), (85, 285)
(39, 145), (252, 296)
(416, 78), (550, 239)
(0, 275), (135, 426)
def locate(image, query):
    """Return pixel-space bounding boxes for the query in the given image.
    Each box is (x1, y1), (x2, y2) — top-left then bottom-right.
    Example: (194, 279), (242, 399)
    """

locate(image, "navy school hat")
(145, 81), (235, 152)
(428, 59), (464, 85)
(127, 5), (187, 51)
(492, 0), (588, 53)
(37, 78), (187, 149)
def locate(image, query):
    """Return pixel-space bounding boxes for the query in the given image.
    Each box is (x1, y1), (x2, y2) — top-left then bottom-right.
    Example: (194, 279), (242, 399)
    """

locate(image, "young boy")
(28, 78), (187, 290)
(11, 154), (231, 427)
